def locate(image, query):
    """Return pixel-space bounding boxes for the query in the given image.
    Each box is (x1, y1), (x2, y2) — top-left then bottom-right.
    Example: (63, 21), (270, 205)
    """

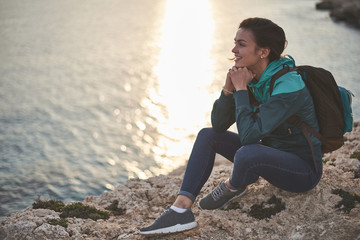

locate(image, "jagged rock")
(317, 0), (360, 28)
(316, 0), (334, 10)
(33, 223), (70, 239)
(0, 123), (360, 239)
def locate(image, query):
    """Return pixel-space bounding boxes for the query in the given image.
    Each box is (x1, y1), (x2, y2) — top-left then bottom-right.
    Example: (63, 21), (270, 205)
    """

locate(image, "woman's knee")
(196, 128), (219, 142)
(233, 144), (263, 167)
(198, 127), (215, 137)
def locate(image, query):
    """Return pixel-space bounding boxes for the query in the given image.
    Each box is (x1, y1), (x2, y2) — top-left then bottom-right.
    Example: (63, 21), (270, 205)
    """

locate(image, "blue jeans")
(178, 128), (322, 203)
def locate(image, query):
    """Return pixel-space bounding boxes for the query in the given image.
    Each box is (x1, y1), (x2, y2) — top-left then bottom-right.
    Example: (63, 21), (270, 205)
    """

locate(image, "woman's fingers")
(229, 67), (255, 90)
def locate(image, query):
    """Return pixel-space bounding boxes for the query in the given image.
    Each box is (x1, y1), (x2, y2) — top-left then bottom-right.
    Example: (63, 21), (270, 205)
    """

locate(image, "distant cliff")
(1, 123), (359, 240)
(317, 0), (360, 28)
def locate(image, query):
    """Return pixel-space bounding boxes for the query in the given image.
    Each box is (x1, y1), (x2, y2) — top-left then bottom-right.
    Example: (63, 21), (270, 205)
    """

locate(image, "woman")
(139, 17), (322, 235)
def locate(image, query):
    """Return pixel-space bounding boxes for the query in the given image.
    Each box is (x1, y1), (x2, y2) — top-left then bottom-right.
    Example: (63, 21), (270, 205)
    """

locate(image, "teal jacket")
(211, 56), (322, 169)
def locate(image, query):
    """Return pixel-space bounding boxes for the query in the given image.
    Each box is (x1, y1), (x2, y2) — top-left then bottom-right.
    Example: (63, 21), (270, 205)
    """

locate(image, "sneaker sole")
(139, 221), (198, 235)
(198, 187), (248, 210)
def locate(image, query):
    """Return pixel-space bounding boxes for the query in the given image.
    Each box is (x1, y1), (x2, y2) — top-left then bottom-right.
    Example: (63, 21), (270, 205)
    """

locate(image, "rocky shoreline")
(316, 0), (360, 28)
(1, 122), (360, 240)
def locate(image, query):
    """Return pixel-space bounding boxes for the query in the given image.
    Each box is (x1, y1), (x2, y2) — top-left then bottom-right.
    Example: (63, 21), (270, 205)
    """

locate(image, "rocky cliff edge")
(1, 123), (360, 240)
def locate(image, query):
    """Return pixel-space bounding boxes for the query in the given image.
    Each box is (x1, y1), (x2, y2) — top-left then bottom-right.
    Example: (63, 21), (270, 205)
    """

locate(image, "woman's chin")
(235, 63), (245, 68)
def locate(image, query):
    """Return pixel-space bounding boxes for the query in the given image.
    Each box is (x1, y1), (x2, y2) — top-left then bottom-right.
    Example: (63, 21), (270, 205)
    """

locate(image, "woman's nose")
(232, 46), (237, 53)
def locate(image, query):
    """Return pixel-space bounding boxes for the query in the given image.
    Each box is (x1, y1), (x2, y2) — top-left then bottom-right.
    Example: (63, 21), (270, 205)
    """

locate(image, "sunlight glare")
(150, 0), (215, 171)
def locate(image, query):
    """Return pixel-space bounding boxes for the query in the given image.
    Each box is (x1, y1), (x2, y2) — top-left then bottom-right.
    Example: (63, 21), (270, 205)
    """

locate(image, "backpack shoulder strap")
(269, 65), (295, 95)
(287, 116), (324, 173)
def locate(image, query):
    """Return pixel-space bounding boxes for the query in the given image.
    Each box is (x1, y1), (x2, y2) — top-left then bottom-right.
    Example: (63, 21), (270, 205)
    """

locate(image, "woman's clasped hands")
(222, 66), (256, 95)
(229, 66), (256, 91)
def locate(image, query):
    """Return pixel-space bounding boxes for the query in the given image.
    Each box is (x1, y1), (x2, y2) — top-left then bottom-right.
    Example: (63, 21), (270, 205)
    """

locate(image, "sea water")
(1, 0), (359, 216)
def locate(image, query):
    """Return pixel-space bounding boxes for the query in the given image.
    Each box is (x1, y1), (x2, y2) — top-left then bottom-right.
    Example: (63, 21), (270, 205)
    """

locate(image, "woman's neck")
(250, 58), (270, 81)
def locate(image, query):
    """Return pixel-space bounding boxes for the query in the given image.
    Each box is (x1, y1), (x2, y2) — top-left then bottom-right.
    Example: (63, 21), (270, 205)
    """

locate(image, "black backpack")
(249, 65), (354, 172)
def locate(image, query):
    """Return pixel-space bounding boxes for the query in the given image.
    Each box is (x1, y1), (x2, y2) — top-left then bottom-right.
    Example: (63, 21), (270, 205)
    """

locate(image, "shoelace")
(155, 207), (171, 222)
(210, 184), (225, 201)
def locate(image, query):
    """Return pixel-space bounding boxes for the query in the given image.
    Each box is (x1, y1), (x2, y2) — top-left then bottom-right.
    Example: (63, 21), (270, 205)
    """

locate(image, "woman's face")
(232, 28), (263, 69)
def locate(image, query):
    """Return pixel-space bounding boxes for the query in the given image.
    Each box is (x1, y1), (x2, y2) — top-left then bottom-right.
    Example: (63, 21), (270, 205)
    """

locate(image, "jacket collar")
(248, 56), (295, 89)
(247, 56), (296, 103)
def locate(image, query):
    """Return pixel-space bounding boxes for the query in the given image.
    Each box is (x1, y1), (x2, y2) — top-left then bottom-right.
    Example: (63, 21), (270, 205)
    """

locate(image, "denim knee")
(233, 145), (259, 169)
(197, 127), (216, 140)
(230, 145), (262, 189)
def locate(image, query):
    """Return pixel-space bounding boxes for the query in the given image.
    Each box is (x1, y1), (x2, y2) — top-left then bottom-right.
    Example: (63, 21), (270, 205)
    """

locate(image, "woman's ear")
(259, 48), (270, 59)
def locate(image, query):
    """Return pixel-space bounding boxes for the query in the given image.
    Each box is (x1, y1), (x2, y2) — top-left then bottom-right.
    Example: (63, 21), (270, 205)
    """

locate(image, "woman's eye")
(234, 41), (245, 47)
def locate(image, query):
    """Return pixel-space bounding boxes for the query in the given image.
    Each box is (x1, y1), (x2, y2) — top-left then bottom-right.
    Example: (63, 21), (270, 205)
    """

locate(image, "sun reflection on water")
(122, 0), (216, 179)
(151, 0), (215, 172)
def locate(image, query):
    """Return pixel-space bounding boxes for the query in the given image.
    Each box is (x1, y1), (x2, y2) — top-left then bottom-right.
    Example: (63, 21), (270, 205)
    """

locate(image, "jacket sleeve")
(233, 88), (306, 145)
(211, 91), (236, 131)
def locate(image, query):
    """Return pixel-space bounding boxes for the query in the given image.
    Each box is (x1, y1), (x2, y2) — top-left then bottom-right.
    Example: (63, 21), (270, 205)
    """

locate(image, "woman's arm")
(210, 69), (237, 131)
(211, 91), (236, 131)
(233, 84), (306, 145)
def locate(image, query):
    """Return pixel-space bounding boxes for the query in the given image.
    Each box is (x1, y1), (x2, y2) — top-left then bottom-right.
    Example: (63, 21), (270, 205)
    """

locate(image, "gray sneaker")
(139, 207), (197, 235)
(198, 182), (247, 210)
